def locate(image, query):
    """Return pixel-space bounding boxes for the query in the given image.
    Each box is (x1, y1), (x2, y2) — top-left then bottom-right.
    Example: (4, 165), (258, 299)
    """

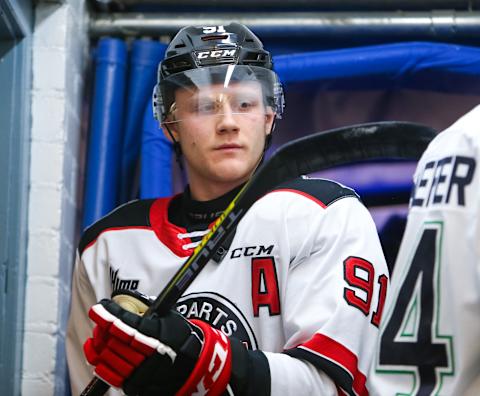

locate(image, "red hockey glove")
(83, 295), (232, 395)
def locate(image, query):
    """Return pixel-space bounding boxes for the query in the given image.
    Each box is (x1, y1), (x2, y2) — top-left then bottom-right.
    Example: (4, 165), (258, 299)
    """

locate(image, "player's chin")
(212, 161), (253, 183)
(213, 153), (245, 167)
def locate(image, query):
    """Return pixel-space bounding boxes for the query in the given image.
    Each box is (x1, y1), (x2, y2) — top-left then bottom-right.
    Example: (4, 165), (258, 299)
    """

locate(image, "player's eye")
(192, 99), (217, 115)
(232, 96), (259, 112)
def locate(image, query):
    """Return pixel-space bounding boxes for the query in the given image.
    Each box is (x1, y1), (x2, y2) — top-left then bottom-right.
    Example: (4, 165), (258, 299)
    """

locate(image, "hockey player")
(368, 105), (480, 395)
(66, 23), (389, 395)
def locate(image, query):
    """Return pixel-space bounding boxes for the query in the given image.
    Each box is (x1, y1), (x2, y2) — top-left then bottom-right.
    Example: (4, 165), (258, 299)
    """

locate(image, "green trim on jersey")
(374, 221), (455, 396)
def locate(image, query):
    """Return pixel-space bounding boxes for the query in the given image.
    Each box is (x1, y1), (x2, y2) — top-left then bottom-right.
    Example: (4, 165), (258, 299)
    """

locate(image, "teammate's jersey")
(368, 105), (480, 396)
(67, 177), (388, 396)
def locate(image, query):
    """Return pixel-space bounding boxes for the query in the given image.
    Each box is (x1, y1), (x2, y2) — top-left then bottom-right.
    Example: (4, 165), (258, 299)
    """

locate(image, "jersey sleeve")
(66, 239), (122, 396)
(66, 251), (98, 395)
(264, 352), (340, 395)
(66, 200), (155, 395)
(66, 248), (125, 396)
(274, 192), (388, 396)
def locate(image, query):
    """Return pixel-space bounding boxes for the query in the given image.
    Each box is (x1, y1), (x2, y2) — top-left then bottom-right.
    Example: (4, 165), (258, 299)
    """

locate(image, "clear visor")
(160, 65), (283, 124)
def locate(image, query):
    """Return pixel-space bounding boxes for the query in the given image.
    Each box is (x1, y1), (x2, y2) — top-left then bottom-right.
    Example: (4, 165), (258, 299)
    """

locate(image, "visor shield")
(157, 64), (284, 124)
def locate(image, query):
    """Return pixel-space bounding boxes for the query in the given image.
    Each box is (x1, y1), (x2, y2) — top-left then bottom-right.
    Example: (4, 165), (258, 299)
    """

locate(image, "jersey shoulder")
(272, 177), (359, 207)
(426, 104), (480, 157)
(79, 199), (158, 255)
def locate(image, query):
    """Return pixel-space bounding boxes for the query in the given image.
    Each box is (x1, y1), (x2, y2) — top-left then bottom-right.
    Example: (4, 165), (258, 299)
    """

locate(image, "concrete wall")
(23, 0), (88, 394)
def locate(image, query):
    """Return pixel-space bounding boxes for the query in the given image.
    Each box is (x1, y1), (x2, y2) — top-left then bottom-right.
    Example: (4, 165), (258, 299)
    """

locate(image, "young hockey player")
(67, 22), (389, 396)
(368, 105), (480, 395)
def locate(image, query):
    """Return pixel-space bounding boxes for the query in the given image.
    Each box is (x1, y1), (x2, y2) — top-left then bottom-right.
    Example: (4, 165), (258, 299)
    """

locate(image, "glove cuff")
(176, 319), (232, 396)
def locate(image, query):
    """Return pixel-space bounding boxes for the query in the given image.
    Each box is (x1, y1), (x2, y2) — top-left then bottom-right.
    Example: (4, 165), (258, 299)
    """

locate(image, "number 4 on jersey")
(376, 222), (454, 396)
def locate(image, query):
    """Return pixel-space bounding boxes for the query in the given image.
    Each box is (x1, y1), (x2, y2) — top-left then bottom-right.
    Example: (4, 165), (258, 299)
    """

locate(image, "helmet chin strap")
(264, 117), (276, 153)
(164, 123), (184, 172)
(250, 118), (277, 175)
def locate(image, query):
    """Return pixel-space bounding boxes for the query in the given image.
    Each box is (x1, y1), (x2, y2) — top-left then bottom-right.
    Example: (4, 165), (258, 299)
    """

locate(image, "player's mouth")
(214, 143), (243, 152)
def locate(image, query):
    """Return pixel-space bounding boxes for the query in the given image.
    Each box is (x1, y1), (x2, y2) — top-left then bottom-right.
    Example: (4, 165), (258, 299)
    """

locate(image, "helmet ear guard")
(273, 81), (285, 119)
(152, 84), (163, 123)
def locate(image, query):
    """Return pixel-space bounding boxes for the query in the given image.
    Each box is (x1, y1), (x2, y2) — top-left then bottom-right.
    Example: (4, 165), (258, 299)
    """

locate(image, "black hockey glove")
(83, 290), (270, 396)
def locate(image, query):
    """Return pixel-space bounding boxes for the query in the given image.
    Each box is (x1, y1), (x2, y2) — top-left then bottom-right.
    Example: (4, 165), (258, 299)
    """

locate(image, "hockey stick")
(81, 121), (436, 396)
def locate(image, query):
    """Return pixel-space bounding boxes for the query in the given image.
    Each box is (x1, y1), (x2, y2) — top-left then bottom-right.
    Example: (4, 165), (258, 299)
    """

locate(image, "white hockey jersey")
(368, 105), (480, 396)
(67, 177), (389, 396)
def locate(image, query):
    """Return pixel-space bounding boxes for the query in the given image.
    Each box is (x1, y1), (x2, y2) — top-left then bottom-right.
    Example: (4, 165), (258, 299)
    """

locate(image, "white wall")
(23, 0), (89, 394)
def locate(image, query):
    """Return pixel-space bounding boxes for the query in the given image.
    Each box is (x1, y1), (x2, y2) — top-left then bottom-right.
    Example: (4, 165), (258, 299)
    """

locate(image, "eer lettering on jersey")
(410, 154), (475, 208)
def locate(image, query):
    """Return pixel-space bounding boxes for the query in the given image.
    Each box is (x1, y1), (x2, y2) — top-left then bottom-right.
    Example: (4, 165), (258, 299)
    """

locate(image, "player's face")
(165, 82), (275, 198)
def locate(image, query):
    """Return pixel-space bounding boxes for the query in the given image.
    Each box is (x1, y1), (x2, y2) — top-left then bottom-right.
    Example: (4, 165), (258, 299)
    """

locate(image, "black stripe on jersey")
(228, 340), (270, 396)
(284, 347), (356, 396)
(79, 199), (156, 255)
(273, 177), (359, 207)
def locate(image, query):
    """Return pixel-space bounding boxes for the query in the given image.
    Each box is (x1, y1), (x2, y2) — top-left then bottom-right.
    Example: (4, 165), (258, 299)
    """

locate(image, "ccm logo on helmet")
(195, 49), (238, 59)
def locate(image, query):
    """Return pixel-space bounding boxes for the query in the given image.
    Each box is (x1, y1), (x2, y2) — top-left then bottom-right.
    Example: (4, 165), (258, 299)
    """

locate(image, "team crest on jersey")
(109, 266), (140, 292)
(176, 292), (258, 350)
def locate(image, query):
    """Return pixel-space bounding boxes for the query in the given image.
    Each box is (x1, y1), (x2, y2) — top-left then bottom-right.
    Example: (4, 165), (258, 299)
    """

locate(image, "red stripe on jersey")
(268, 188), (327, 208)
(150, 196), (194, 257)
(299, 333), (368, 396)
(83, 226), (153, 253)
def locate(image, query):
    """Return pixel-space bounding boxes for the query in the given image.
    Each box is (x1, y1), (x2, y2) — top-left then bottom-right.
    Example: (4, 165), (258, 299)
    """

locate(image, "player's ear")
(162, 119), (180, 142)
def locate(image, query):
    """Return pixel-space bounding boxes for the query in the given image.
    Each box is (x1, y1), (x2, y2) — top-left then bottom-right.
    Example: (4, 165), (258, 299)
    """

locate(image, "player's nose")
(216, 104), (240, 134)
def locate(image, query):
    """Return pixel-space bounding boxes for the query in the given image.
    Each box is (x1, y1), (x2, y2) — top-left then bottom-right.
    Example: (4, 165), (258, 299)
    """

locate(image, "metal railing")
(90, 10), (480, 40)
